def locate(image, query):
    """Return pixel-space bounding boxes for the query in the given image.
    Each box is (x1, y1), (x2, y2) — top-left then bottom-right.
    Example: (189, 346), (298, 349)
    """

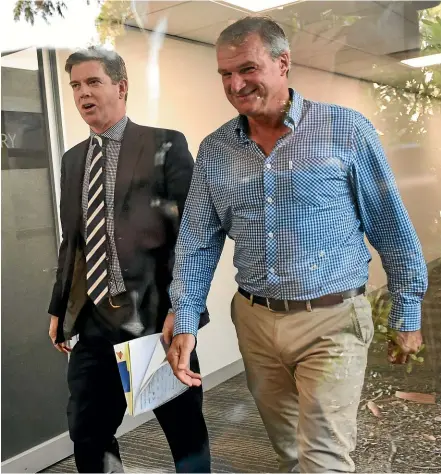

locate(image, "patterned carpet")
(44, 372), (278, 473)
(44, 263), (441, 473)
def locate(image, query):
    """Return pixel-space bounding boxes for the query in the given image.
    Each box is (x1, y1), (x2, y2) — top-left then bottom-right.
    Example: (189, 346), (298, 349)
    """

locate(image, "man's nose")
(79, 85), (92, 98)
(230, 73), (246, 94)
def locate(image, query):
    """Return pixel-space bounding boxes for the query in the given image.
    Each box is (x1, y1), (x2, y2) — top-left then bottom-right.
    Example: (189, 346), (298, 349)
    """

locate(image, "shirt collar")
(234, 88), (304, 142)
(90, 115), (128, 142)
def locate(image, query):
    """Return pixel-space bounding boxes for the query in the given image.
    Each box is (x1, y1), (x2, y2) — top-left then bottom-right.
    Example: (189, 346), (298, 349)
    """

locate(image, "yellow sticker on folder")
(114, 342), (133, 415)
(114, 334), (188, 417)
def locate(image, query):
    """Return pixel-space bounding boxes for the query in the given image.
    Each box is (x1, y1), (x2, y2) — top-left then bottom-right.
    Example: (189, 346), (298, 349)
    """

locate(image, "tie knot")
(93, 135), (103, 148)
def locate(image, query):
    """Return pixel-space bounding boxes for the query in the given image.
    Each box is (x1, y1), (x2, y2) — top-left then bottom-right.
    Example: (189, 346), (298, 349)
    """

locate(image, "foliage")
(288, 3), (441, 146)
(13, 0), (67, 25)
(368, 292), (425, 373)
(369, 79), (441, 147)
(13, 0), (134, 45)
(319, 8), (362, 28)
(369, 4), (441, 146)
(95, 1), (134, 46)
(420, 5), (441, 54)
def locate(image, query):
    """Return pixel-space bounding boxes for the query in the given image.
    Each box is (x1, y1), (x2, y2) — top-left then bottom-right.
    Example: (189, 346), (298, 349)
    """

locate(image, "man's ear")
(118, 79), (128, 99)
(280, 51), (291, 77)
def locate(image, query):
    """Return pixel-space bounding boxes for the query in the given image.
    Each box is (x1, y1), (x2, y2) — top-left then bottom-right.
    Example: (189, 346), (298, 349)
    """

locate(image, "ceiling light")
(220, 0), (297, 12)
(401, 53), (441, 68)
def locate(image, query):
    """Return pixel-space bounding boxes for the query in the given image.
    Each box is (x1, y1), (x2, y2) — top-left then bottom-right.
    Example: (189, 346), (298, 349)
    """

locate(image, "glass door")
(1, 47), (68, 460)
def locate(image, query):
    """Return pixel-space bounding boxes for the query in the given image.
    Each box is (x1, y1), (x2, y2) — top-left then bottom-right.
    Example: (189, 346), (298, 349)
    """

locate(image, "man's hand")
(167, 333), (201, 387)
(49, 315), (71, 354)
(388, 330), (422, 364)
(162, 312), (175, 346)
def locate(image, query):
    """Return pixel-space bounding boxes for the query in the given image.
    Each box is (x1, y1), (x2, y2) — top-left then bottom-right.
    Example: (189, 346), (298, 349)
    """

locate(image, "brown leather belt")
(238, 286), (366, 313)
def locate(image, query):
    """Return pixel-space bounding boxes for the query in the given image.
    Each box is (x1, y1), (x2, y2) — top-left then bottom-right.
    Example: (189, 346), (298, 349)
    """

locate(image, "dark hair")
(217, 16), (290, 61)
(65, 46), (128, 101)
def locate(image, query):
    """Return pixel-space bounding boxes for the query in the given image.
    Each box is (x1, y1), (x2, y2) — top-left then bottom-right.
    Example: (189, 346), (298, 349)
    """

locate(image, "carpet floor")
(44, 263), (441, 473)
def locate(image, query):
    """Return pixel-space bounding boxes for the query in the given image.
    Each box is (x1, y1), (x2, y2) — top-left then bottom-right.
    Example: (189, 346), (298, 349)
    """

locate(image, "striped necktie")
(86, 135), (109, 306)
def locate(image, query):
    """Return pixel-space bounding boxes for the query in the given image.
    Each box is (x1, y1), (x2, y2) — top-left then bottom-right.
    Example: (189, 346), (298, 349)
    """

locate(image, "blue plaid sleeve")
(170, 140), (227, 337)
(350, 112), (428, 331)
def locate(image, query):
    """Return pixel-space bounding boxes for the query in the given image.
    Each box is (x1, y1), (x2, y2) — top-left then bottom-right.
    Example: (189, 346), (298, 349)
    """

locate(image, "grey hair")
(216, 16), (290, 60)
(65, 46), (128, 101)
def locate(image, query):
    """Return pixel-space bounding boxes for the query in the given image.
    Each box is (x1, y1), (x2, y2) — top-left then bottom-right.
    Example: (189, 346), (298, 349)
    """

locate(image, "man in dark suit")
(48, 47), (210, 473)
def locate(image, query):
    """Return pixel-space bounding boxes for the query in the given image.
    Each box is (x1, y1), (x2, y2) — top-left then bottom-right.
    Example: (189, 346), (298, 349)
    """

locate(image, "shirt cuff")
(388, 304), (421, 332)
(173, 307), (200, 338)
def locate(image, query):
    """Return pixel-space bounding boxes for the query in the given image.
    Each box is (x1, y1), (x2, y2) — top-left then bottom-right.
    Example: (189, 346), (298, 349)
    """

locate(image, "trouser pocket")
(350, 295), (374, 345)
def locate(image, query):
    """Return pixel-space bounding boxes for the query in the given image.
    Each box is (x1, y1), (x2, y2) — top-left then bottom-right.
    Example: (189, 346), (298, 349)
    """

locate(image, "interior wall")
(56, 28), (441, 376)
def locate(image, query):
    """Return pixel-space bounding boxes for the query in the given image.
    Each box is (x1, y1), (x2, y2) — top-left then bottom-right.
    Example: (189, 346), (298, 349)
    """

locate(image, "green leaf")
(378, 325), (388, 334)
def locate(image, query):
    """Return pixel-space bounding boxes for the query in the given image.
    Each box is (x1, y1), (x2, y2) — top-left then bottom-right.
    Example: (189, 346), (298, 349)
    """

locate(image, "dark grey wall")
(1, 65), (69, 461)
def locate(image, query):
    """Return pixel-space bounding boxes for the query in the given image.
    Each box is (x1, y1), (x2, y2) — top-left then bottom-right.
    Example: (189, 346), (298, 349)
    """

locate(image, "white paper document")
(114, 333), (188, 416)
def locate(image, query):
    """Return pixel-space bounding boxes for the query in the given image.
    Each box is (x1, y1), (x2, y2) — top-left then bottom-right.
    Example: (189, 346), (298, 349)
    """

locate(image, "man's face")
(217, 34), (290, 117)
(69, 60), (127, 131)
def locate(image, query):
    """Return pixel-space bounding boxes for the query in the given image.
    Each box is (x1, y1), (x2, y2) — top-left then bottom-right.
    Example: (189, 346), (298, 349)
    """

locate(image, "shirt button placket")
(264, 154), (278, 287)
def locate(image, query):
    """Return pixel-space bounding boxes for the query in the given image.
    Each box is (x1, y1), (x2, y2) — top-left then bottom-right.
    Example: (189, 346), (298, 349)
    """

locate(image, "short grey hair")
(216, 16), (290, 60)
(65, 47), (128, 101)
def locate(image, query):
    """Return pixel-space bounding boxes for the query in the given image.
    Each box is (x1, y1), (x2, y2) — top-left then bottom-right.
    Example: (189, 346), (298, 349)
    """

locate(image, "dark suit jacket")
(48, 119), (207, 343)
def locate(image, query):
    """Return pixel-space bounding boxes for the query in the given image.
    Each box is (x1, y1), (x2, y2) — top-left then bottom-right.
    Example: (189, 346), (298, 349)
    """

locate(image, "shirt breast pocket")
(290, 157), (348, 208)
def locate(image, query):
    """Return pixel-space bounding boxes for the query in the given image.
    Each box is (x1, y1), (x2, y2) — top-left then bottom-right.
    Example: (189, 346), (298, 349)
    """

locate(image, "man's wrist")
(173, 314), (199, 338)
(173, 325), (198, 338)
(388, 307), (421, 332)
(170, 302), (202, 338)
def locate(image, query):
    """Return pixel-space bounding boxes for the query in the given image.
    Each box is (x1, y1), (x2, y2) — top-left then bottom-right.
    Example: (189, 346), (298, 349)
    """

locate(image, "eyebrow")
(69, 76), (101, 86)
(218, 61), (256, 74)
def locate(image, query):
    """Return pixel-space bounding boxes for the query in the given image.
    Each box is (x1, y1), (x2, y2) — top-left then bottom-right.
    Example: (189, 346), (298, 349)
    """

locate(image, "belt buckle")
(109, 295), (122, 309)
(266, 298), (275, 312)
(267, 299), (291, 312)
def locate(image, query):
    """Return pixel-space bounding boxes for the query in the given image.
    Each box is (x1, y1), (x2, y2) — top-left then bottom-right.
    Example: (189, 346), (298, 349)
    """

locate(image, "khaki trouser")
(231, 292), (374, 473)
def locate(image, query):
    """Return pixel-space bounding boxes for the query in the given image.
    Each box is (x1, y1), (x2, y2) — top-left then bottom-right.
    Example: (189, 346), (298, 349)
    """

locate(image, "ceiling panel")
(286, 9), (420, 57)
(344, 10), (420, 55)
(381, 1), (440, 25)
(290, 28), (350, 62)
(124, 0), (441, 91)
(127, 1), (246, 36)
(180, 19), (233, 44)
(270, 1), (386, 27)
(186, 19), (295, 46)
(132, 1), (188, 16)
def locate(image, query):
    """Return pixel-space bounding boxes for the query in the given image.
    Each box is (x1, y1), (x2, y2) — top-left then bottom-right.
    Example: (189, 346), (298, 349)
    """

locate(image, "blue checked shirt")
(170, 89), (427, 337)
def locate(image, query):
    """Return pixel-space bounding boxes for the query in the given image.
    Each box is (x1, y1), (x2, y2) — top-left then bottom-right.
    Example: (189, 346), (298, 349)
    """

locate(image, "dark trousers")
(67, 305), (211, 473)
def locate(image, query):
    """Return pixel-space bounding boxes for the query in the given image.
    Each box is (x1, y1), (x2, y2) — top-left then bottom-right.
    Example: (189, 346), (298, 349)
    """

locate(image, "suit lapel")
(68, 139), (89, 237)
(115, 119), (155, 218)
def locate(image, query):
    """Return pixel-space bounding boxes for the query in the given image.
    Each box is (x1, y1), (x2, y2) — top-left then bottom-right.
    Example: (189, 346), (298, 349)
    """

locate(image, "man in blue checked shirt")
(166, 16), (428, 473)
